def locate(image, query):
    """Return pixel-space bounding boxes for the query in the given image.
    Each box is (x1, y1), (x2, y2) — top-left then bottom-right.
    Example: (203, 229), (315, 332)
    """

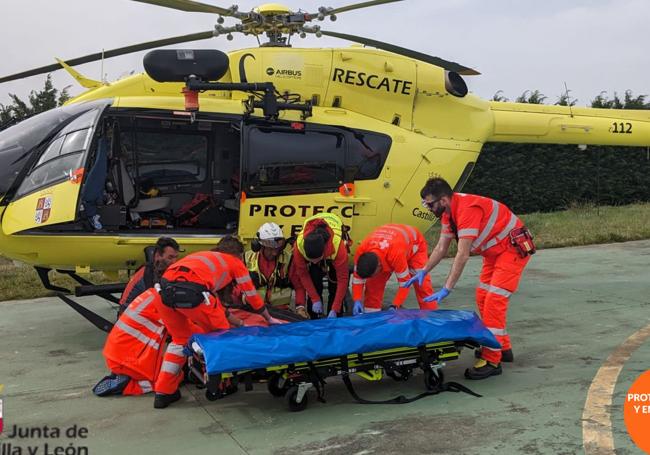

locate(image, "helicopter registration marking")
(610, 122), (633, 134)
(35, 196), (52, 224)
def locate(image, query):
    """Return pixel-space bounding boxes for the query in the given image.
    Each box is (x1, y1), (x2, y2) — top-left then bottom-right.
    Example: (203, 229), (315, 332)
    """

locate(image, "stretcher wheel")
(185, 369), (206, 389)
(424, 368), (444, 391)
(386, 366), (412, 382)
(267, 374), (288, 397)
(205, 390), (222, 401)
(286, 385), (309, 412)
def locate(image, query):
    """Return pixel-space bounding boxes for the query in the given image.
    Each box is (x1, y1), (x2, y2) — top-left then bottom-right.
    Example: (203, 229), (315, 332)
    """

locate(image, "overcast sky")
(1, 0), (649, 107)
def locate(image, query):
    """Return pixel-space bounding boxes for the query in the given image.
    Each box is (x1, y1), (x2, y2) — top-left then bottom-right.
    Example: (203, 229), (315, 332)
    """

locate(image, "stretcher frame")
(188, 339), (480, 411)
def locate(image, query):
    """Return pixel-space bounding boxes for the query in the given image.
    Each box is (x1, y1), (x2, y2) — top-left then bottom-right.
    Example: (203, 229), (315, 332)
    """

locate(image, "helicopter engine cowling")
(415, 64), (469, 99)
(445, 71), (468, 98)
(143, 49), (230, 83)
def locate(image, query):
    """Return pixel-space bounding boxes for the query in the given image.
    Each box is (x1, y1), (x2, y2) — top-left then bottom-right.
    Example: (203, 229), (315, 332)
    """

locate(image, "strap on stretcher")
(338, 346), (481, 405)
(307, 362), (327, 403)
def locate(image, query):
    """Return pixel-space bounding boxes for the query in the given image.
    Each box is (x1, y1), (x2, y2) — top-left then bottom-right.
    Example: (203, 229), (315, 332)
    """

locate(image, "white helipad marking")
(582, 322), (650, 454)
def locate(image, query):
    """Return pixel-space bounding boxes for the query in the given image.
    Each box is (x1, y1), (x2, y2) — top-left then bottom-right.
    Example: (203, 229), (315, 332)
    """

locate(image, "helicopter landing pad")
(1, 241), (649, 454)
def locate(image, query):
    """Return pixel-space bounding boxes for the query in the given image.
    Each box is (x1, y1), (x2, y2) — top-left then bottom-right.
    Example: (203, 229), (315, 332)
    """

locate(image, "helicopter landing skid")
(55, 293), (114, 333)
(34, 266), (118, 333)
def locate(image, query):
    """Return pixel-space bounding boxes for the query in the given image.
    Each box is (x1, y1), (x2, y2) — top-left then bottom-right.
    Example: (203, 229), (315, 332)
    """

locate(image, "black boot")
(501, 349), (514, 363)
(475, 348), (513, 363)
(154, 389), (182, 409)
(92, 374), (130, 396)
(465, 359), (502, 380)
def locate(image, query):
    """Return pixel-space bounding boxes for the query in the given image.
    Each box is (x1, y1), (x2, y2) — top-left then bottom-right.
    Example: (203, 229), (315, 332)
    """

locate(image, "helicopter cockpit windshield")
(0, 100), (108, 199)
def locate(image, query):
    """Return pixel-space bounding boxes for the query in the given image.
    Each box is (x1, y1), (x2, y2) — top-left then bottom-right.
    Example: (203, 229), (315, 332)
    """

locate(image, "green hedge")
(463, 143), (650, 214)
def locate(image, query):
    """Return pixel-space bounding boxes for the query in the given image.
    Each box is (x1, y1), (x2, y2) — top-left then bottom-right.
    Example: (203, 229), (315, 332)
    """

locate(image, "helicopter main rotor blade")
(131, 0), (233, 15)
(319, 30), (480, 75)
(327, 0), (404, 16)
(0, 31), (215, 84)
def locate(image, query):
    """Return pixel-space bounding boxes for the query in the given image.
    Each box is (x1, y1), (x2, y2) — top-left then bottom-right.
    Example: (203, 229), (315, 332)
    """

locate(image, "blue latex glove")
(352, 300), (364, 316)
(423, 287), (451, 303)
(401, 269), (426, 288)
(327, 310), (337, 319)
(312, 300), (323, 314)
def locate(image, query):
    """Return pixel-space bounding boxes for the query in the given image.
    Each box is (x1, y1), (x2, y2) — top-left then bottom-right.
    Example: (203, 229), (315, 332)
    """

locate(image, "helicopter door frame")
(1, 105), (110, 235)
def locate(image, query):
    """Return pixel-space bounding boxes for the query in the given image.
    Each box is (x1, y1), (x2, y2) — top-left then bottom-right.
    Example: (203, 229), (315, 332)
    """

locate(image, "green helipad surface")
(1, 240), (649, 454)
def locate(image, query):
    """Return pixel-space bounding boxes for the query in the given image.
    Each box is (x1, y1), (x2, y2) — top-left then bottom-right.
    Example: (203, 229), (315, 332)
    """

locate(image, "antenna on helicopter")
(100, 49), (106, 85)
(564, 82), (574, 118)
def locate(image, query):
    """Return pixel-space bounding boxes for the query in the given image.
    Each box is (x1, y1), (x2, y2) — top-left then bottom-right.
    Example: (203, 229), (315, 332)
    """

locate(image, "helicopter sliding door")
(1, 106), (107, 235)
(239, 120), (356, 240)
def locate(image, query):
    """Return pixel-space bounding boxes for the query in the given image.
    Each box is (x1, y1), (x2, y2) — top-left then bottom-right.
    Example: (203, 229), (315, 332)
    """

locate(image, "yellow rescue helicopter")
(1, 0), (649, 330)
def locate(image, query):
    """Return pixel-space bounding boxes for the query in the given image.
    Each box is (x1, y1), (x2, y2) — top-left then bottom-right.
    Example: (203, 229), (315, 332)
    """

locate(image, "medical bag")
(175, 193), (215, 226)
(509, 227), (536, 258)
(160, 279), (211, 309)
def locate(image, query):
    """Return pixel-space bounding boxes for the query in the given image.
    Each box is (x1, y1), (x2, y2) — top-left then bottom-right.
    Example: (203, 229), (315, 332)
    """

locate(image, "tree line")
(464, 89), (650, 213)
(0, 75), (70, 128)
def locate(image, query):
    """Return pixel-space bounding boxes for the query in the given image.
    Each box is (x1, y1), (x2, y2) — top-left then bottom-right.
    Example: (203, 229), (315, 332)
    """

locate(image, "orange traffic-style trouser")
(476, 244), (531, 364)
(106, 360), (158, 396)
(154, 340), (187, 395)
(362, 246), (436, 310)
(154, 303), (229, 395)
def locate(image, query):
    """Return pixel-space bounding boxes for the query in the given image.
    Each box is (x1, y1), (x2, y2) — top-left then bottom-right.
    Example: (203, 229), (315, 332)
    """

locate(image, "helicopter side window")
(347, 130), (392, 180)
(245, 127), (345, 195)
(33, 136), (65, 168)
(35, 129), (89, 168)
(121, 131), (208, 186)
(22, 152), (84, 191)
(134, 132), (208, 185)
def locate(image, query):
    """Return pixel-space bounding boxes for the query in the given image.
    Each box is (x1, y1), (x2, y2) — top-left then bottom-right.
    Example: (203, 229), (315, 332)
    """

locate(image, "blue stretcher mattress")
(190, 309), (500, 375)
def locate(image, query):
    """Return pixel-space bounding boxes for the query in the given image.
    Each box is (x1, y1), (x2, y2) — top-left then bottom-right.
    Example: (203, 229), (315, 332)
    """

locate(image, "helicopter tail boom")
(487, 102), (650, 147)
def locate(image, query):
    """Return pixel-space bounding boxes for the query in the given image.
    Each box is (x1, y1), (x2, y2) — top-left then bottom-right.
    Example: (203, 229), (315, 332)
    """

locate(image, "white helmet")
(257, 222), (285, 248)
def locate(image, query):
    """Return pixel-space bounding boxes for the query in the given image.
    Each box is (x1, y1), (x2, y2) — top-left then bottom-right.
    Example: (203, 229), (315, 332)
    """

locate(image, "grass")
(520, 203), (650, 248)
(1, 203), (649, 302)
(423, 202), (650, 255)
(0, 258), (122, 301)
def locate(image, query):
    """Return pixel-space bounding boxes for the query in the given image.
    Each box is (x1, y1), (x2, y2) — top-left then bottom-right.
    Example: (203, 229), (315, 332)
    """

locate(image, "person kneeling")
(152, 239), (279, 409)
(94, 287), (172, 397)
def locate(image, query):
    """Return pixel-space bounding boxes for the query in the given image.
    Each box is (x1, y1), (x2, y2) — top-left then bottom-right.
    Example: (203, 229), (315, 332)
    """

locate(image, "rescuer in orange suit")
(404, 177), (535, 380)
(291, 213), (350, 319)
(93, 287), (177, 397)
(152, 242), (281, 409)
(93, 238), (252, 399)
(351, 224), (436, 313)
(119, 237), (181, 310)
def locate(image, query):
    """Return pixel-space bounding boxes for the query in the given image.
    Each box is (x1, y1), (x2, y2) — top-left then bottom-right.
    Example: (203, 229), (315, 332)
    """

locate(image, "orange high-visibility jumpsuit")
(103, 288), (167, 395)
(153, 251), (265, 395)
(292, 214), (349, 313)
(119, 266), (146, 308)
(351, 224), (435, 311)
(441, 193), (531, 364)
